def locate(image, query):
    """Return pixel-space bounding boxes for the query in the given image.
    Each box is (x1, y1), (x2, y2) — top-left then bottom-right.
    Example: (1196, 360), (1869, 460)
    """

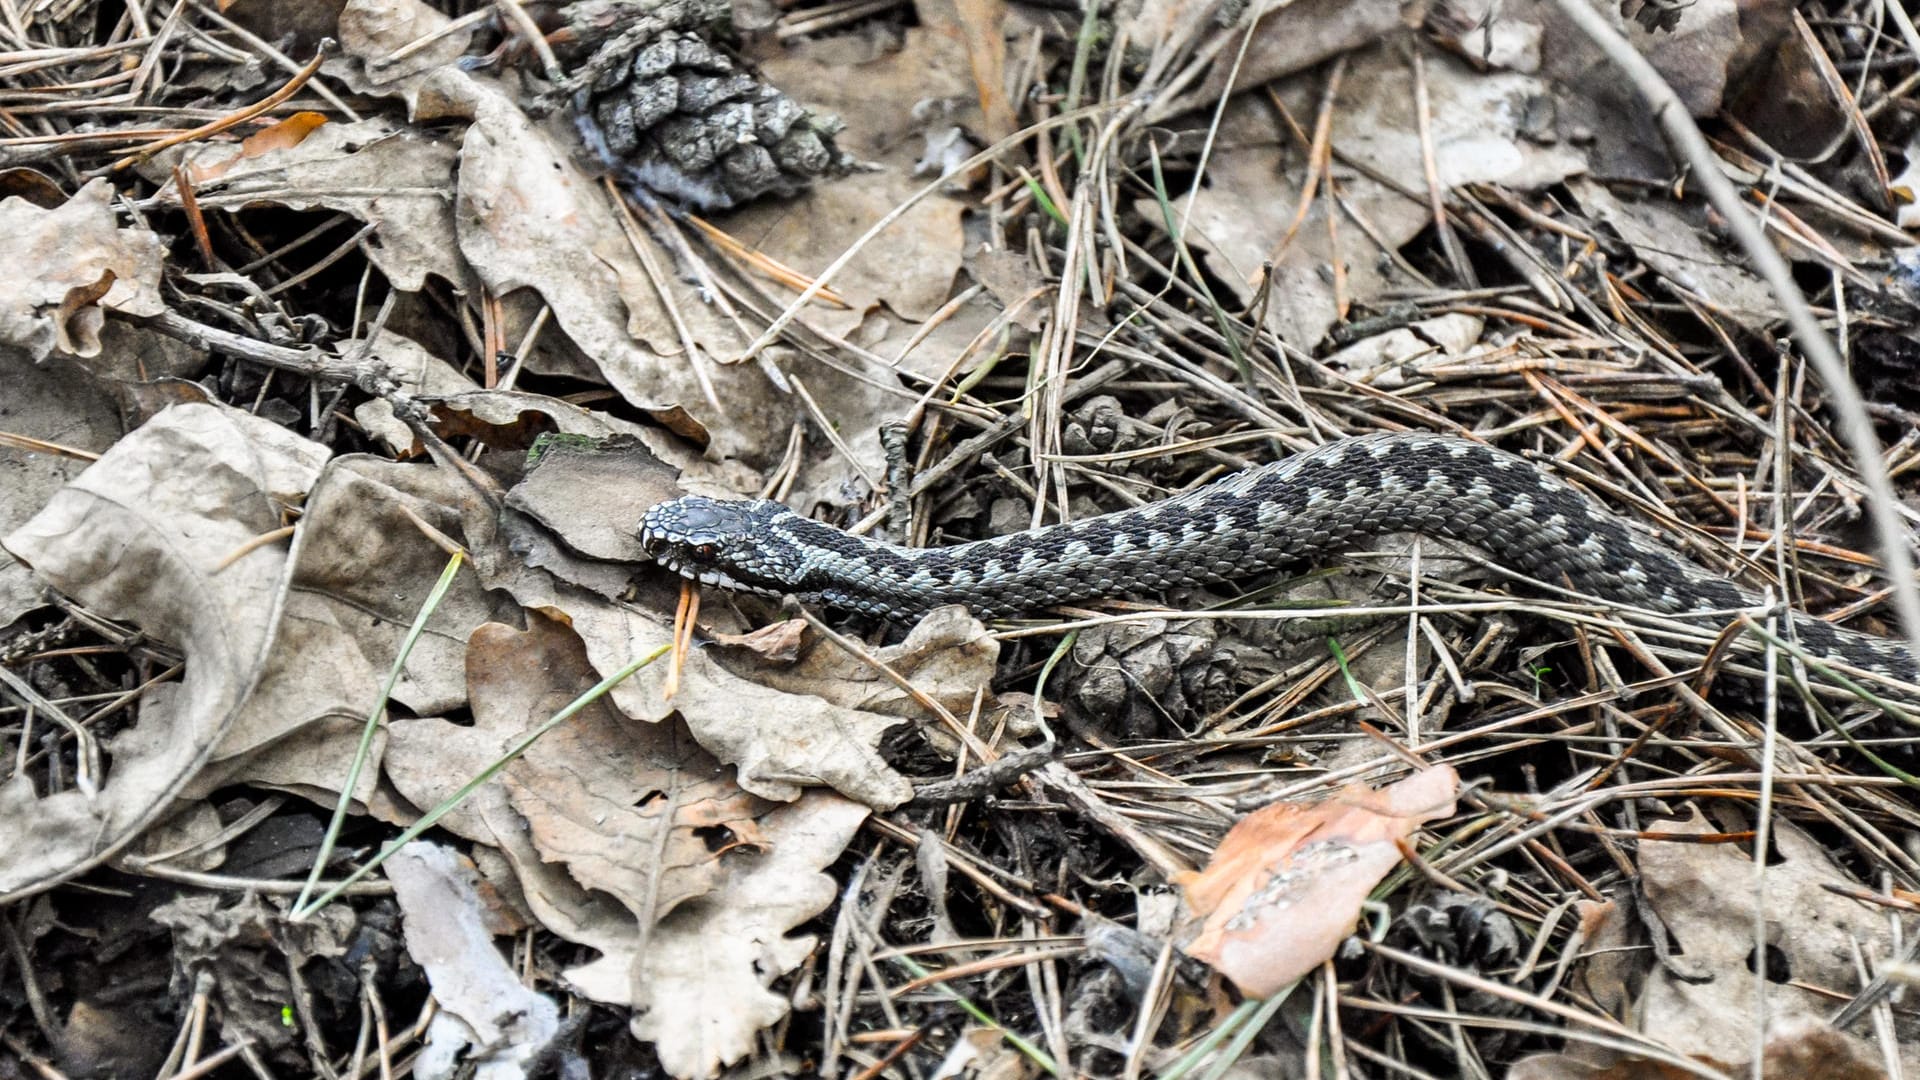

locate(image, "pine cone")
(555, 0), (851, 209)
(1064, 618), (1238, 739)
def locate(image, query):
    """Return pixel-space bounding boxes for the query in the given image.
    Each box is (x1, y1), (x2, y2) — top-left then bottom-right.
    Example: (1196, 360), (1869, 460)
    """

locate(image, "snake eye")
(692, 543), (718, 561)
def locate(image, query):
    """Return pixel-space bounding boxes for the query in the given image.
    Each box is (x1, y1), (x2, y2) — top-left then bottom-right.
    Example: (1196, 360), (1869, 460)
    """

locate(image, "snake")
(638, 431), (1918, 684)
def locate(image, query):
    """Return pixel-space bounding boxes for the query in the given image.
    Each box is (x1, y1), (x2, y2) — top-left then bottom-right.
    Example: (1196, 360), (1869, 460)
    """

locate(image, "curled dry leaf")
(1176, 765), (1460, 998)
(707, 618), (810, 664)
(0, 178), (166, 360)
(0, 402), (329, 901)
(412, 69), (738, 440)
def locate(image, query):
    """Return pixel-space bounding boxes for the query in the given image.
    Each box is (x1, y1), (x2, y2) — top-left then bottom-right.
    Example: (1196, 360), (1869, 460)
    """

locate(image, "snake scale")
(639, 432), (1918, 684)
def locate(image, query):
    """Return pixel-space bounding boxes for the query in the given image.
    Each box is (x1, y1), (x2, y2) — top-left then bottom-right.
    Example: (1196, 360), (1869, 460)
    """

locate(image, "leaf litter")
(1, 0), (1920, 1078)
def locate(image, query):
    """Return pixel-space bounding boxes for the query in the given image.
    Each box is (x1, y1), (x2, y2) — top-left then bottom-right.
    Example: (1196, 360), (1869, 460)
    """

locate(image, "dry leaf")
(1509, 1014), (1888, 1080)
(740, 604), (998, 720)
(567, 790), (869, 1079)
(1323, 313), (1487, 388)
(1176, 765), (1460, 998)
(1167, 46), (1583, 349)
(413, 66), (898, 500)
(0, 178), (165, 359)
(0, 403), (328, 900)
(1551, 0), (1795, 182)
(153, 117), (464, 293)
(415, 71), (732, 435)
(347, 329), (483, 455)
(179, 454), (498, 808)
(0, 348), (122, 625)
(1169, 0), (1408, 118)
(336, 0), (476, 90)
(387, 842), (561, 1080)
(918, 0), (1016, 142)
(378, 617), (873, 1076)
(738, 26), (973, 330)
(708, 619), (810, 663)
(150, 892), (355, 1060)
(552, 598), (916, 808)
(1567, 178), (1775, 331)
(504, 431), (686, 565)
(185, 111), (330, 182)
(475, 617), (768, 922)
(1590, 806), (1920, 1071)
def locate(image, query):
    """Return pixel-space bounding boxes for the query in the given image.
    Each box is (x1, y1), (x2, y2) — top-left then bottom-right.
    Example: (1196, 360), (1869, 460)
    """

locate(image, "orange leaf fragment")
(1176, 765), (1460, 998)
(187, 111), (330, 182)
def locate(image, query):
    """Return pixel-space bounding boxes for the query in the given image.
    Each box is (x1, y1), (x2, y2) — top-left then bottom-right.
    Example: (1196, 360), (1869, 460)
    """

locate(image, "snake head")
(638, 496), (811, 597)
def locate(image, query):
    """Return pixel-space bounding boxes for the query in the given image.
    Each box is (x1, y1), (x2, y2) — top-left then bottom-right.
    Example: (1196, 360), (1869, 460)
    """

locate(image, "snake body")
(639, 432), (1918, 682)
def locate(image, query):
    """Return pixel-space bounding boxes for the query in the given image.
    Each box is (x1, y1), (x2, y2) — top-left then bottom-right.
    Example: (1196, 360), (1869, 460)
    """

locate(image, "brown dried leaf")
(567, 790), (869, 1079)
(413, 72), (729, 436)
(918, 0), (1016, 142)
(738, 27), (973, 329)
(378, 612), (873, 1077)
(707, 619), (810, 664)
(506, 432), (685, 565)
(1176, 765), (1459, 998)
(554, 598), (916, 808)
(475, 616), (769, 923)
(347, 329), (482, 455)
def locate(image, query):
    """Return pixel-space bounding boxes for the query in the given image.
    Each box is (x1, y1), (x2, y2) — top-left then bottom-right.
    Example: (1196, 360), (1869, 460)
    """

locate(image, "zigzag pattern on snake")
(638, 432), (1918, 684)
